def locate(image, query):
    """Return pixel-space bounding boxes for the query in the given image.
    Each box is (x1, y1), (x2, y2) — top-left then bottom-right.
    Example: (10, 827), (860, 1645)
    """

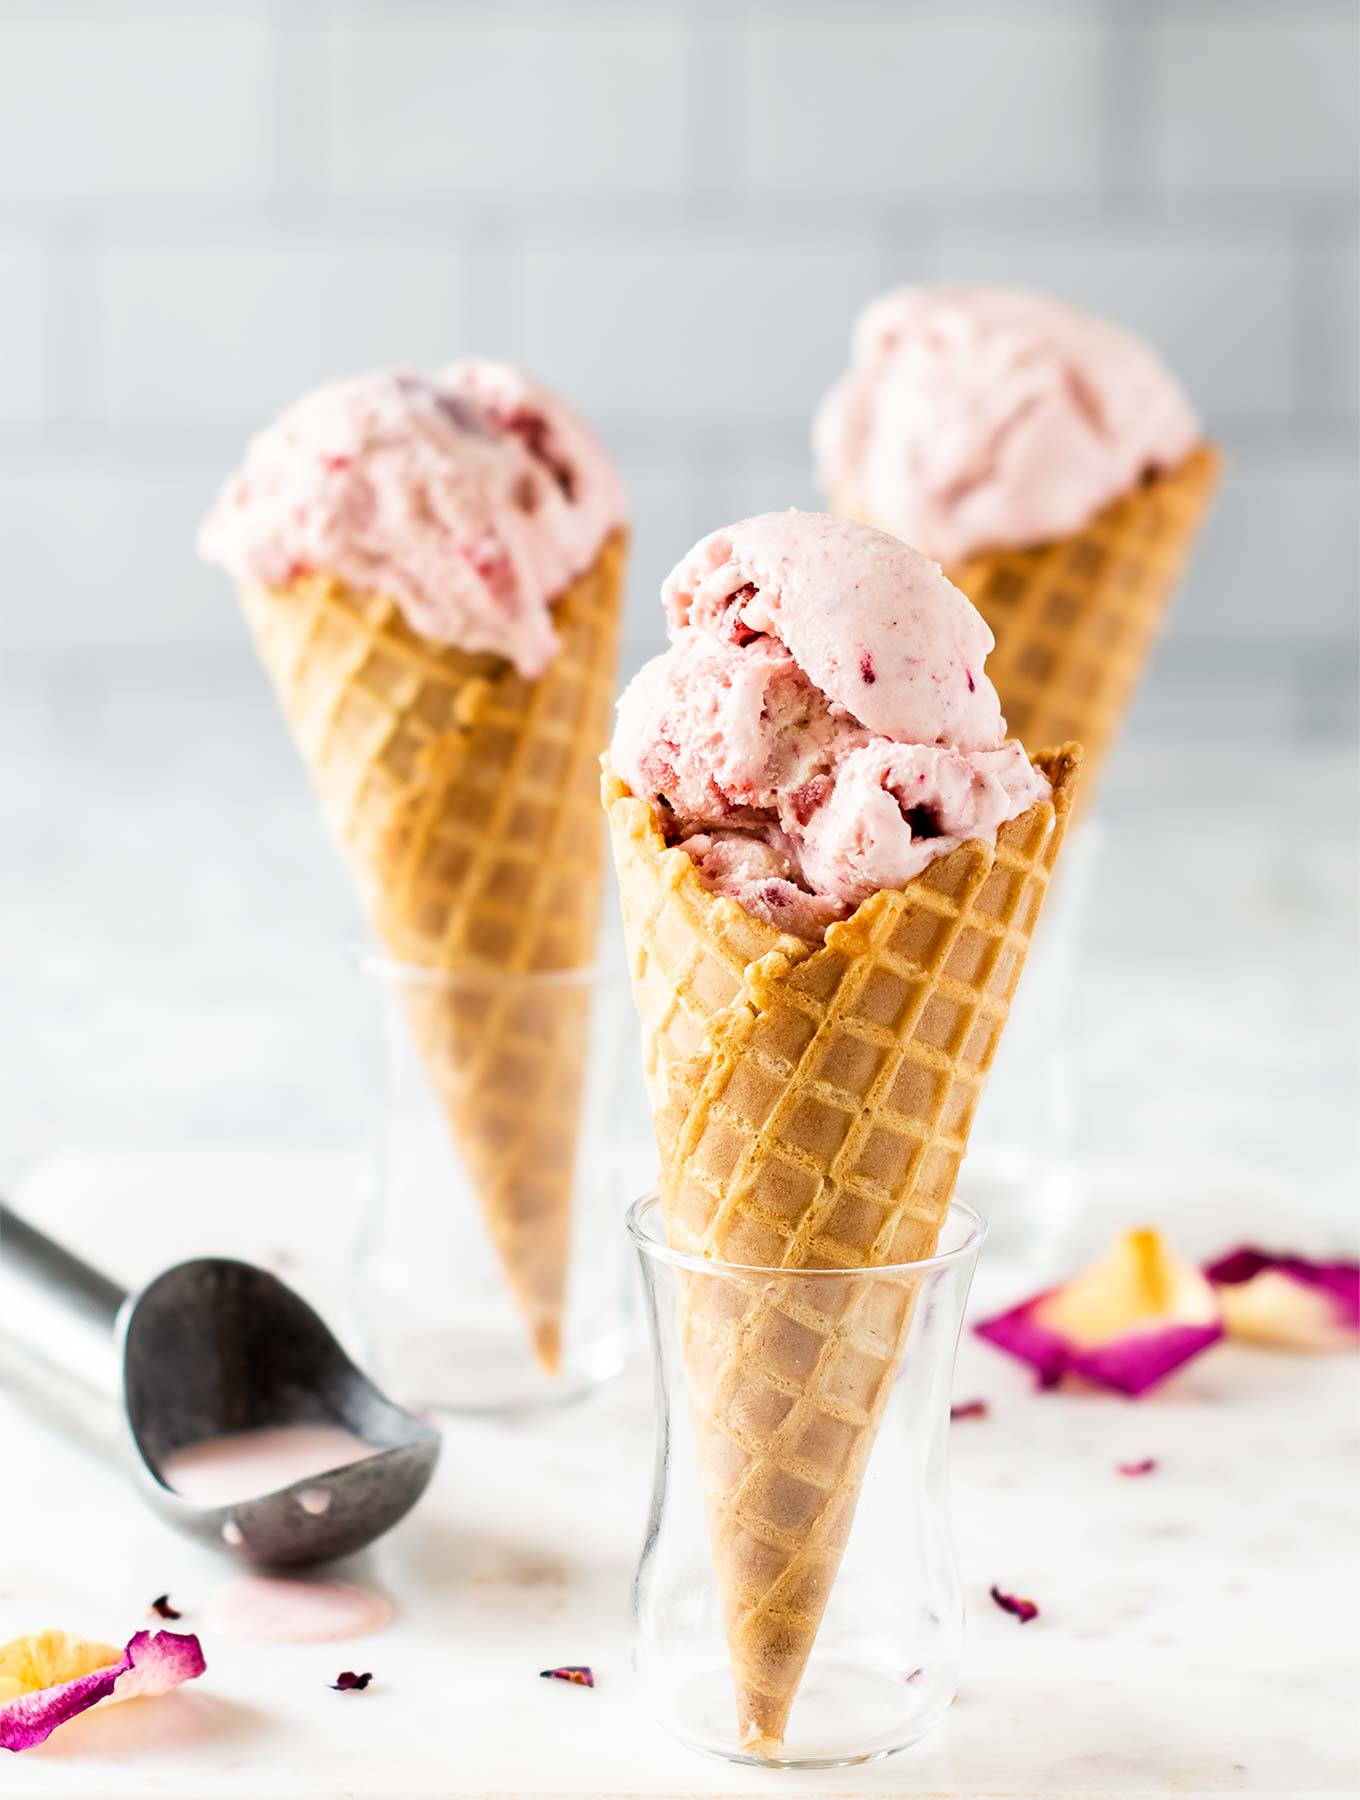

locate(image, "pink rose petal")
(0, 1632), (205, 1753)
(975, 1229), (1224, 1397)
(1205, 1247), (1360, 1350)
(102, 1631), (205, 1706)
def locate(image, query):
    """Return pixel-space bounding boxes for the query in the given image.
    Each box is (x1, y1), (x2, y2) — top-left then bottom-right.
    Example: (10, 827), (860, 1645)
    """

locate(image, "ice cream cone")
(944, 446), (1220, 785)
(604, 741), (1080, 1751)
(241, 529), (626, 1372)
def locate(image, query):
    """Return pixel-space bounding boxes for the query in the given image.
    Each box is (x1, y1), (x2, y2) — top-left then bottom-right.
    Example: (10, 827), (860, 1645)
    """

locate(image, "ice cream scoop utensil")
(0, 1202), (439, 1566)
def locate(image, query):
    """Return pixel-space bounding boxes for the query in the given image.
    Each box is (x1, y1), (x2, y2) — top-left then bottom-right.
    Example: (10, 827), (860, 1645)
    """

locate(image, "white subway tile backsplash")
(617, 445), (708, 669)
(1172, 443), (1358, 643)
(511, 227), (882, 425)
(94, 237), (471, 425)
(318, 19), (691, 200)
(926, 225), (1295, 419)
(0, 243), (46, 422)
(702, 451), (821, 534)
(733, 18), (1104, 198)
(0, 4), (1353, 658)
(0, 23), (275, 199)
(0, 455), (239, 650)
(1147, 16), (1359, 198)
(1298, 239), (1358, 418)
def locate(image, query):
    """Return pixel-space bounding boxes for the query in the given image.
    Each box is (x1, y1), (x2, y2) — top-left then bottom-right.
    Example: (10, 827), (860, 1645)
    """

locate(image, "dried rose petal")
(1117, 1458), (1157, 1477)
(148, 1596), (182, 1621)
(539, 1666), (594, 1687)
(0, 1630), (205, 1752)
(330, 1671), (372, 1692)
(990, 1586), (1038, 1624)
(975, 1229), (1223, 1396)
(951, 1398), (990, 1420)
(1204, 1247), (1360, 1351)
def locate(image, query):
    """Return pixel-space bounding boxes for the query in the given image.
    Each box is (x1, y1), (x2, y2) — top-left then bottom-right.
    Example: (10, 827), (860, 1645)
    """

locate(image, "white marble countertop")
(1, 1147), (1356, 1800)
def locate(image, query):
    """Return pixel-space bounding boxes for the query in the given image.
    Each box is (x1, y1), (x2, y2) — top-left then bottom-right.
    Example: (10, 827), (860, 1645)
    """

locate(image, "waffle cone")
(605, 744), (1080, 1752)
(944, 445), (1219, 786)
(239, 530), (626, 1372)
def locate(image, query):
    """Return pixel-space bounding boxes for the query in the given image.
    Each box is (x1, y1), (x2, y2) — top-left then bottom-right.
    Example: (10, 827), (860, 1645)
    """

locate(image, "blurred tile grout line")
(2, 411), (1353, 461)
(7, 636), (1353, 708)
(37, 202), (99, 429)
(1097, 0), (1154, 208)
(268, 0), (327, 225)
(683, 9), (739, 218)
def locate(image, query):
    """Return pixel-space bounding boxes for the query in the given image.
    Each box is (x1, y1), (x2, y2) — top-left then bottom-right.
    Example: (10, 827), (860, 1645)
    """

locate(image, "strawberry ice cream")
(611, 512), (1049, 941)
(198, 360), (625, 678)
(813, 287), (1201, 566)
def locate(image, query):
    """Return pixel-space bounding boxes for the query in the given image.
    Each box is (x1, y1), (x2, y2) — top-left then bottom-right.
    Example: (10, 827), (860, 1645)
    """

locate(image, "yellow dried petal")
(0, 1630), (121, 1704)
(1038, 1228), (1218, 1345)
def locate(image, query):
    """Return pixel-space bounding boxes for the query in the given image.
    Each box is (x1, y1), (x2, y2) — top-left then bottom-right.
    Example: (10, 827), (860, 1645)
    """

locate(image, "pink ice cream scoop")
(813, 287), (1201, 566)
(198, 360), (625, 679)
(662, 510), (1002, 750)
(612, 512), (1049, 941)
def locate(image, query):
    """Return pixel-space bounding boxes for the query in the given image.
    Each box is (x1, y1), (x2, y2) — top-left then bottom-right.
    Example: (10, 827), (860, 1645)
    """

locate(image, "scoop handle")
(1, 1202), (127, 1330)
(0, 1202), (128, 1423)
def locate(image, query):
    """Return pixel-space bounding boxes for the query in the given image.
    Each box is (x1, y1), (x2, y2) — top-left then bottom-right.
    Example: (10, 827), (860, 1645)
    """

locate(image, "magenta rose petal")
(1068, 1323), (1223, 1398)
(1117, 1458), (1158, 1477)
(0, 1630), (205, 1753)
(950, 1399), (989, 1421)
(1205, 1247), (1360, 1350)
(989, 1586), (1038, 1624)
(973, 1299), (1072, 1389)
(975, 1229), (1224, 1397)
(1, 1660), (125, 1754)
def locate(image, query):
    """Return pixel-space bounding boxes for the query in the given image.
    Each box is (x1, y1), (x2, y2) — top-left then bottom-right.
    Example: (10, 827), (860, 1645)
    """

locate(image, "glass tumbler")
(957, 819), (1103, 1268)
(354, 957), (653, 1413)
(627, 1194), (986, 1770)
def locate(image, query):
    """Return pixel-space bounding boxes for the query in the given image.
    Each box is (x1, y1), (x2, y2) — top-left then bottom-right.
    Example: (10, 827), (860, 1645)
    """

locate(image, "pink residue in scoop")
(160, 1423), (375, 1506)
(207, 1577), (394, 1644)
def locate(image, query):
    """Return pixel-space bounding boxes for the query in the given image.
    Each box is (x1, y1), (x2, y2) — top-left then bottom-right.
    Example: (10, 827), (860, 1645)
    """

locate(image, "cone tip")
(741, 1730), (785, 1760)
(532, 1320), (562, 1376)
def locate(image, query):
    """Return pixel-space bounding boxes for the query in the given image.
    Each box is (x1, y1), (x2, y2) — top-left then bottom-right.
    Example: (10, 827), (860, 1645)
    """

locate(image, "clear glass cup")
(627, 1194), (987, 1771)
(957, 820), (1103, 1269)
(354, 957), (653, 1413)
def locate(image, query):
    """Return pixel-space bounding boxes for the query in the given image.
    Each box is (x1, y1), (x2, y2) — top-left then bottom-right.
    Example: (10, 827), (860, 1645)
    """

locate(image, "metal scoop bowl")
(0, 1202), (440, 1568)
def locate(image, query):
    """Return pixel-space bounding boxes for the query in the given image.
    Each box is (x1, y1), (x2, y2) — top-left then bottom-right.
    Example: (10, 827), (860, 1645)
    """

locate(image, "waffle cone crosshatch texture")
(946, 445), (1221, 785)
(606, 745), (1080, 1753)
(239, 530), (627, 1377)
